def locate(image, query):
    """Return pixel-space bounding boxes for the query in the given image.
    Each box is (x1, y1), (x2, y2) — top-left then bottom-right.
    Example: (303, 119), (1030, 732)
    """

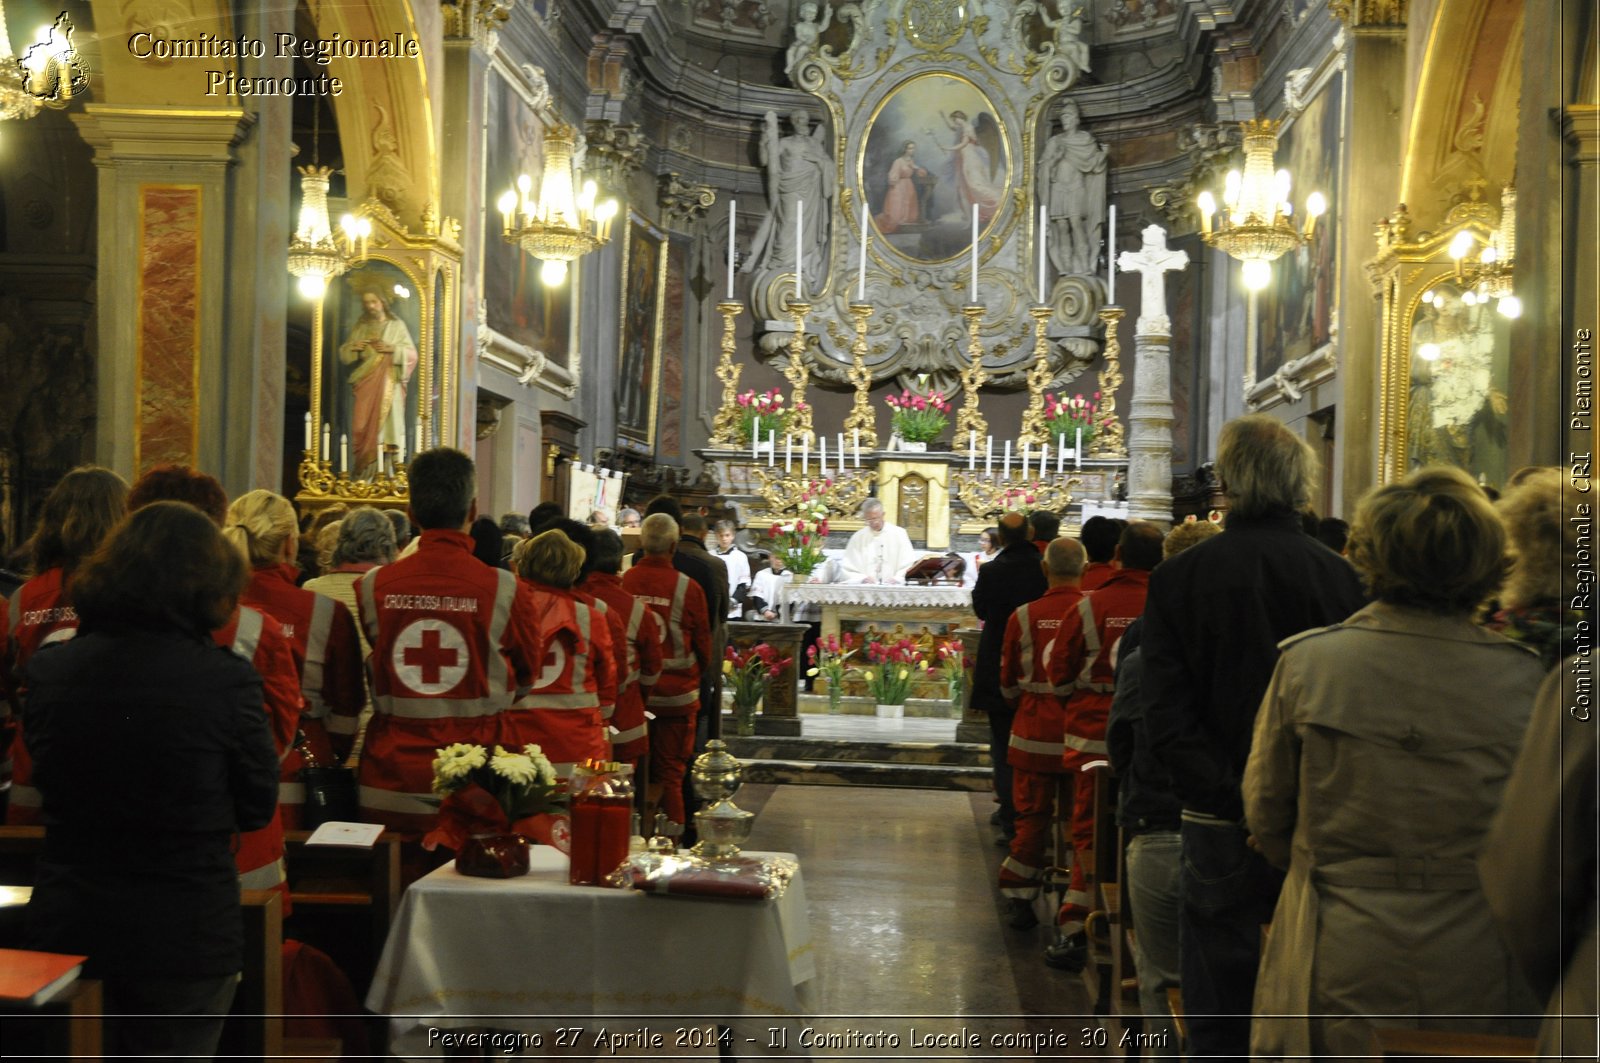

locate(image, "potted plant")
(885, 390), (951, 452)
(862, 636), (923, 718)
(724, 642), (792, 735)
(806, 632), (859, 714)
(422, 742), (568, 877)
(737, 388), (791, 452)
(770, 516), (830, 581)
(934, 637), (969, 707)
(1043, 391), (1111, 454)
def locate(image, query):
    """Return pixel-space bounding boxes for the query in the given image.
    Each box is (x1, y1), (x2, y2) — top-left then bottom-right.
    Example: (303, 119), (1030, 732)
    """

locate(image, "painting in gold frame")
(617, 210), (668, 449)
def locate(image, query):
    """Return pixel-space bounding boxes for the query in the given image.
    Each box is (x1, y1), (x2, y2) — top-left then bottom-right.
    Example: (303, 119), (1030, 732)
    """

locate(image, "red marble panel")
(657, 238), (687, 461)
(137, 185), (202, 470)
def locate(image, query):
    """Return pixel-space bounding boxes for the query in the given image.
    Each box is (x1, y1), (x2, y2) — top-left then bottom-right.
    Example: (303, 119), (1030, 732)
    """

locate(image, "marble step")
(738, 757), (992, 792)
(724, 734), (990, 768)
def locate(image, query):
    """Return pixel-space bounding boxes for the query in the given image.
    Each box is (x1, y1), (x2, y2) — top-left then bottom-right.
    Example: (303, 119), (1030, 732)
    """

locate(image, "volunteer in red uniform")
(4, 466), (128, 825)
(1045, 521), (1162, 970)
(354, 447), (543, 853)
(508, 529), (617, 772)
(1078, 515), (1125, 591)
(580, 529), (661, 767)
(622, 513), (710, 829)
(997, 538), (1087, 926)
(224, 490), (365, 826)
(125, 465), (303, 895)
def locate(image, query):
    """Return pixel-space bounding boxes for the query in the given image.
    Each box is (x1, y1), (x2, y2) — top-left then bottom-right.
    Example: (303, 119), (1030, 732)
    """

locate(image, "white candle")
(1107, 204), (1117, 303)
(322, 423), (331, 460)
(1003, 439), (1012, 480)
(854, 429), (861, 467)
(1022, 440), (1031, 474)
(1058, 433), (1066, 473)
(985, 436), (994, 478)
(768, 430), (777, 467)
(802, 435), (809, 475)
(752, 418), (760, 459)
(969, 206), (979, 303)
(795, 200), (804, 299)
(303, 412), (311, 450)
(727, 199), (737, 301)
(1040, 443), (1050, 478)
(968, 430), (976, 469)
(785, 435), (793, 473)
(857, 202), (868, 301)
(837, 433), (845, 468)
(340, 433), (349, 474)
(819, 437), (828, 477)
(1037, 203), (1048, 304)
(1076, 427), (1083, 470)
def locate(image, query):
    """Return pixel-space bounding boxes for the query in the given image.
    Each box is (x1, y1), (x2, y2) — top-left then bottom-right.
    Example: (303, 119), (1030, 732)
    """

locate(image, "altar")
(786, 582), (972, 644)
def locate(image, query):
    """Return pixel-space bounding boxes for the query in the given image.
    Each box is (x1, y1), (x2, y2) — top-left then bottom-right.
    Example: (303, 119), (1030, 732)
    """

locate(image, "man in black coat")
(971, 512), (1048, 844)
(1142, 415), (1365, 1061)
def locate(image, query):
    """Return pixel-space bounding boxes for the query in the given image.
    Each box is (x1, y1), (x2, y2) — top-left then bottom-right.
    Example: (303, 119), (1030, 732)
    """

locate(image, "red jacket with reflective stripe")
(354, 529), (542, 834)
(1001, 584), (1086, 772)
(4, 569), (79, 825)
(505, 583), (616, 769)
(581, 572), (661, 760)
(622, 555), (709, 719)
(1046, 568), (1150, 759)
(1081, 561), (1116, 592)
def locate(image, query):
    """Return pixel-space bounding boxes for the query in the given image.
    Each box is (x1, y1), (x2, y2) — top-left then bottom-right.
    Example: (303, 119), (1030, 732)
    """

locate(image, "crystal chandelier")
(497, 122), (619, 286)
(287, 165), (352, 297)
(0, 10), (87, 121)
(1445, 185), (1519, 319)
(1195, 119), (1326, 291)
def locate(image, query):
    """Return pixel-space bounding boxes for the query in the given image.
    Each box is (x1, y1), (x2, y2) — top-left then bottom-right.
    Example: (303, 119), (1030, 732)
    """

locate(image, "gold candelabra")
(708, 300), (745, 447)
(751, 465), (873, 522)
(1092, 305), (1128, 459)
(841, 303), (878, 450)
(297, 446), (410, 503)
(785, 301), (815, 442)
(954, 305), (989, 450)
(1018, 305), (1054, 446)
(951, 471), (1080, 520)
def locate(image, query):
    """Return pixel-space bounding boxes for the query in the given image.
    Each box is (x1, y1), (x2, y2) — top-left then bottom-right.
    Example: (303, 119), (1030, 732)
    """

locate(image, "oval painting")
(862, 73), (1010, 264)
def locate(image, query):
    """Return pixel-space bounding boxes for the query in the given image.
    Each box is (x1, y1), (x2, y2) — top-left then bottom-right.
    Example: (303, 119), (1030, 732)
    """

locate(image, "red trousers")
(647, 715), (696, 825)
(999, 766), (1066, 900)
(1055, 768), (1096, 930)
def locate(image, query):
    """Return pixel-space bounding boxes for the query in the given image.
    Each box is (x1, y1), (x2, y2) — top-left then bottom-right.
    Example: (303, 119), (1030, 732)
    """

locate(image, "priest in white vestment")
(839, 499), (918, 584)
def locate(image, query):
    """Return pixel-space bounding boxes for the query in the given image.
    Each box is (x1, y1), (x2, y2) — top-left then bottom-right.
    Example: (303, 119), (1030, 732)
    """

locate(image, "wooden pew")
(1373, 1028), (1538, 1060)
(281, 828), (400, 995)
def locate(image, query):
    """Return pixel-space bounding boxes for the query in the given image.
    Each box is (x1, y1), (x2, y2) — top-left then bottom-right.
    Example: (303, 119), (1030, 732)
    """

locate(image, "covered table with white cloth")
(366, 846), (814, 1058)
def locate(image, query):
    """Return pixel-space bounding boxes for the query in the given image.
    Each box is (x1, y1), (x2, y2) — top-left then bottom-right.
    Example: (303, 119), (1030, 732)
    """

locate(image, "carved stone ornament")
(441, 0), (514, 49)
(584, 119), (645, 188)
(658, 173), (717, 223)
(1149, 123), (1241, 231)
(1329, 0), (1408, 27)
(476, 393), (508, 440)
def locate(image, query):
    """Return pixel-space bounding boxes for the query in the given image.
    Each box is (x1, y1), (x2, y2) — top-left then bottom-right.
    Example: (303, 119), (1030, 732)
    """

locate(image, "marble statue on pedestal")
(1116, 224), (1188, 525)
(744, 110), (835, 297)
(1037, 99), (1108, 278)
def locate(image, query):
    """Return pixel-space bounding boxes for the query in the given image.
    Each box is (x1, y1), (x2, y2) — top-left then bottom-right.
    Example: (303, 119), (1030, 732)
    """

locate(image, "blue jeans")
(1126, 830), (1183, 1062)
(1179, 818), (1284, 1061)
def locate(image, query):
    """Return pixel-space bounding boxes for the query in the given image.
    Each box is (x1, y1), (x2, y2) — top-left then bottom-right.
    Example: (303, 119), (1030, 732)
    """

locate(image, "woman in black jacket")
(22, 501), (279, 1059)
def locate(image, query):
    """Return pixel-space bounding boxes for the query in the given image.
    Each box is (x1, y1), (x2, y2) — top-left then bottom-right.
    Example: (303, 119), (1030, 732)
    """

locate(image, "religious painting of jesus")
(322, 259), (424, 478)
(616, 211), (667, 448)
(862, 73), (1010, 263)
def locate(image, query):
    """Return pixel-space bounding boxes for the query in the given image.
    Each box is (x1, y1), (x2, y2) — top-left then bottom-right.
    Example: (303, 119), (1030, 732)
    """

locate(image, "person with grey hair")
(1141, 414), (1366, 1058)
(304, 507), (397, 657)
(617, 507), (642, 530)
(839, 498), (916, 584)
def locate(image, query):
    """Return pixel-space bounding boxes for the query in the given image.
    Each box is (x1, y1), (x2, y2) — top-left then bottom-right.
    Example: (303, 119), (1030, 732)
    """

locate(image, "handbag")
(297, 731), (359, 827)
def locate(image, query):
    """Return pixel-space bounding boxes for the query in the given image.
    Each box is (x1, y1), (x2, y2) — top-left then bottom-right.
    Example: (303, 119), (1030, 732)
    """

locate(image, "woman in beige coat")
(1244, 466), (1544, 1058)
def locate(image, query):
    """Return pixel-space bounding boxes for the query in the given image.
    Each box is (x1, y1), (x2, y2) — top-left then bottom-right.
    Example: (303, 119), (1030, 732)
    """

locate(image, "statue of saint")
(744, 110), (836, 295)
(1037, 99), (1108, 277)
(786, 2), (832, 78)
(338, 287), (418, 477)
(1039, 3), (1091, 83)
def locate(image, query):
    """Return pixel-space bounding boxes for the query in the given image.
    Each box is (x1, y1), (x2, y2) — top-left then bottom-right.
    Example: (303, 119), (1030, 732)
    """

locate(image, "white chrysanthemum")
(490, 745), (538, 786)
(522, 745), (557, 787)
(433, 743), (486, 780)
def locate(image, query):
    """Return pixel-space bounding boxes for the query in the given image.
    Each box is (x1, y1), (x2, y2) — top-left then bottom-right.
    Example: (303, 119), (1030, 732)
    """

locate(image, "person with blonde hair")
(1485, 467), (1574, 667)
(1246, 465), (1542, 1058)
(507, 528), (617, 773)
(3, 465), (129, 825)
(304, 507), (396, 757)
(1142, 414), (1365, 1058)
(226, 490), (364, 827)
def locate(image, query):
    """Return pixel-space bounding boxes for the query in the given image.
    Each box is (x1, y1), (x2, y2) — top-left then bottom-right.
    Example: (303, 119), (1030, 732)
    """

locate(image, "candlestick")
(1038, 203), (1048, 304)
(795, 199), (803, 299)
(727, 199), (737, 301)
(954, 304), (990, 449)
(853, 429), (861, 467)
(842, 302), (877, 451)
(1058, 434), (1066, 473)
(709, 300), (748, 446)
(768, 430), (776, 467)
(786, 435), (793, 473)
(1107, 204), (1117, 303)
(785, 300), (815, 441)
(969, 206), (979, 303)
(1003, 439), (1012, 480)
(303, 412), (311, 451)
(985, 436), (993, 479)
(968, 431), (976, 469)
(857, 202), (868, 301)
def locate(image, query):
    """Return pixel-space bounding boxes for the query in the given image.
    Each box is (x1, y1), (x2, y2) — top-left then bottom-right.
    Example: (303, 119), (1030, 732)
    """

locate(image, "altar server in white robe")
(839, 499), (918, 584)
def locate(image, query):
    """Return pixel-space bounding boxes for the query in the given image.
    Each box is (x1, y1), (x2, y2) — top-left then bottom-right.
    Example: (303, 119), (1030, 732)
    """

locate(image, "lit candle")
(785, 435), (793, 473)
(802, 435), (809, 475)
(1058, 433), (1066, 473)
(727, 199), (737, 301)
(1107, 204), (1117, 303)
(853, 429), (861, 467)
(857, 201), (868, 301)
(1003, 439), (1012, 480)
(968, 430), (976, 470)
(322, 423), (331, 461)
(985, 436), (993, 478)
(1040, 443), (1050, 478)
(340, 433), (349, 475)
(303, 412), (311, 451)
(795, 199), (804, 299)
(1076, 427), (1083, 470)
(768, 430), (777, 467)
(969, 205), (979, 303)
(1037, 203), (1048, 304)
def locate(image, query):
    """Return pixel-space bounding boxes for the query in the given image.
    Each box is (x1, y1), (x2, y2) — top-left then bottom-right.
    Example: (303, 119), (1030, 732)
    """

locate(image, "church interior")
(0, 0), (1596, 1058)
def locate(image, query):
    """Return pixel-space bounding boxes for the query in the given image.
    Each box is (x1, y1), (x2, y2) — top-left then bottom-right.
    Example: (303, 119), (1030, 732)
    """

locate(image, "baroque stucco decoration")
(750, 0), (1101, 399)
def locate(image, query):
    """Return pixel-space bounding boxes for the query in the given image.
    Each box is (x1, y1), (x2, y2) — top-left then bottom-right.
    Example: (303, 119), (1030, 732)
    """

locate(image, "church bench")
(281, 829), (401, 997)
(1372, 1028), (1538, 1060)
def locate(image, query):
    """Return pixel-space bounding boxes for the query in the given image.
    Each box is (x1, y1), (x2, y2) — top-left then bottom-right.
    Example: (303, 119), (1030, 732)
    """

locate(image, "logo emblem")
(528, 641), (568, 691)
(392, 619), (468, 694)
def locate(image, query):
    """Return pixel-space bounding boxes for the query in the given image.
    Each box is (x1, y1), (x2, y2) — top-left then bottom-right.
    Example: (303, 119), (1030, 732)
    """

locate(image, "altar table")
(366, 846), (814, 1058)
(786, 583), (973, 643)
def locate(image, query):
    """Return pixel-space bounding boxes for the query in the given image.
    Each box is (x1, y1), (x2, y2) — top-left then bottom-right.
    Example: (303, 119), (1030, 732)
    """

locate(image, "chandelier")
(287, 165), (355, 297)
(0, 10), (87, 121)
(1195, 119), (1325, 290)
(1445, 185), (1519, 319)
(497, 122), (619, 286)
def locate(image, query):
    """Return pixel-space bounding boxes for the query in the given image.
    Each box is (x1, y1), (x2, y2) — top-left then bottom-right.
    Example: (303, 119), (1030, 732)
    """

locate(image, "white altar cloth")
(786, 584), (972, 609)
(366, 846), (814, 1058)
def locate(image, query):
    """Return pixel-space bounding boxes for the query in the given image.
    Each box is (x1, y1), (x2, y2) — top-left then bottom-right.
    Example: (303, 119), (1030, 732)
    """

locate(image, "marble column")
(1117, 224), (1188, 526)
(73, 105), (271, 489)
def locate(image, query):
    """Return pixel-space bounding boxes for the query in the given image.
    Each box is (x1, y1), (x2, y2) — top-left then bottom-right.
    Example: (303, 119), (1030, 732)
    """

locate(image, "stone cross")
(1117, 224), (1189, 337)
(1115, 223), (1188, 526)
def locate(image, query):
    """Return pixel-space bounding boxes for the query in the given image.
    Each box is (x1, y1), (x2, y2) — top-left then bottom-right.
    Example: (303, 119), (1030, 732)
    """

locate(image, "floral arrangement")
(1044, 391), (1112, 446)
(724, 642), (793, 734)
(885, 389), (952, 444)
(933, 638), (969, 705)
(421, 742), (567, 854)
(862, 636), (924, 705)
(737, 388), (793, 441)
(795, 480), (833, 523)
(806, 632), (859, 713)
(770, 516), (830, 578)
